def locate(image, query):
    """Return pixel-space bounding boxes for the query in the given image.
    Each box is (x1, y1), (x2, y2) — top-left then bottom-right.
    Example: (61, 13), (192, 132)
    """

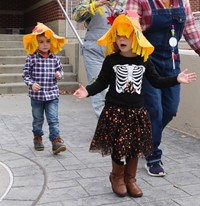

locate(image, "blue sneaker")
(145, 161), (166, 177)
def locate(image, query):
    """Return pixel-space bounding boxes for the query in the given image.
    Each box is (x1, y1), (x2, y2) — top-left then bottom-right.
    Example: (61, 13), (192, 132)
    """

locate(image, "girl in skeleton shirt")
(73, 13), (196, 198)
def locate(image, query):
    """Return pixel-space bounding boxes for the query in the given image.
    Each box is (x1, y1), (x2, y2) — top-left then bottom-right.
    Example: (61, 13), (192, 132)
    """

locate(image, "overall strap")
(148, 0), (157, 10)
(179, 0), (184, 7)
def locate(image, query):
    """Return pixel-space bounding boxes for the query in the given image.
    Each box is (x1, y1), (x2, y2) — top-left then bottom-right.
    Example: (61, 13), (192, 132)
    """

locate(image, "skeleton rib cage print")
(113, 64), (146, 94)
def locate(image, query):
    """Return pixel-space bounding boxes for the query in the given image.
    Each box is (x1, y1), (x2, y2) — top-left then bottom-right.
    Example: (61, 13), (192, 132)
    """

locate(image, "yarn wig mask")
(97, 12), (154, 62)
(23, 22), (66, 55)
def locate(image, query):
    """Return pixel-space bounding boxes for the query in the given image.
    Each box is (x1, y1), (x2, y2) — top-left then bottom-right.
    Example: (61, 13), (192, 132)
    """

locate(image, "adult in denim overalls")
(142, 0), (186, 176)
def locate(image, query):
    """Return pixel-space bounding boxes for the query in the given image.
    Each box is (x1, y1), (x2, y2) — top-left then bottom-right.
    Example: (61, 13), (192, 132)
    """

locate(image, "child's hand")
(55, 71), (62, 80)
(73, 84), (88, 99)
(32, 83), (41, 91)
(177, 69), (197, 84)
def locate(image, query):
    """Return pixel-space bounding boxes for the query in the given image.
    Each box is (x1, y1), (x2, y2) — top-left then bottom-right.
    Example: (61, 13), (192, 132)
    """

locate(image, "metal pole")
(65, 0), (68, 38)
(56, 0), (83, 46)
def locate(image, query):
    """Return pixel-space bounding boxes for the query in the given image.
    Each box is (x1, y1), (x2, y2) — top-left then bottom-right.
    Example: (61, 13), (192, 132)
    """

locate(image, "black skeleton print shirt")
(86, 52), (179, 108)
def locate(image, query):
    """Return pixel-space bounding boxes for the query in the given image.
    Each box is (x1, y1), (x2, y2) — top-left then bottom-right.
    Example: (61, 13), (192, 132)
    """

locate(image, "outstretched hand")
(177, 69), (197, 84)
(73, 84), (88, 99)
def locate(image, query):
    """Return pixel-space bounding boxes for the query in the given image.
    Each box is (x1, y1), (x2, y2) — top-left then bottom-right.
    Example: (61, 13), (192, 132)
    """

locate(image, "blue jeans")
(143, 78), (180, 164)
(31, 98), (60, 141)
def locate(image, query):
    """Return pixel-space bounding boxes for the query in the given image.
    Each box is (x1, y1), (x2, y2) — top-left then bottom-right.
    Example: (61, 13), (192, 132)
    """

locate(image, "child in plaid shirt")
(23, 22), (67, 155)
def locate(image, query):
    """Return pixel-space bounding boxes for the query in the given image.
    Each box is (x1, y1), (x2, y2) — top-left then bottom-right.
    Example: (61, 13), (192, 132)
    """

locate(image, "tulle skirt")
(89, 104), (153, 161)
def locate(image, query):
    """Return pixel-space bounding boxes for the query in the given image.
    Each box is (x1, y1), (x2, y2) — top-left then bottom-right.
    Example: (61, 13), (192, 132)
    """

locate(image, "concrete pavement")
(0, 94), (200, 206)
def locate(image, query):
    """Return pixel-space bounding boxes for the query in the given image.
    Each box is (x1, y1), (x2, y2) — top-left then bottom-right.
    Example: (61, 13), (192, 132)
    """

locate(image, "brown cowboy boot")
(124, 157), (143, 197)
(109, 160), (127, 197)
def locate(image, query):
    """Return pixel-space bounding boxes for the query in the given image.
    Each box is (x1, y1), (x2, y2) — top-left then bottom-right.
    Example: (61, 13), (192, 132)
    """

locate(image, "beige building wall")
(169, 50), (200, 138)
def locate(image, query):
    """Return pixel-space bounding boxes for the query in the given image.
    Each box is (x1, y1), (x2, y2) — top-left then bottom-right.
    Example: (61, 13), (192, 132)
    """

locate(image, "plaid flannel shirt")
(23, 52), (64, 101)
(126, 0), (200, 55)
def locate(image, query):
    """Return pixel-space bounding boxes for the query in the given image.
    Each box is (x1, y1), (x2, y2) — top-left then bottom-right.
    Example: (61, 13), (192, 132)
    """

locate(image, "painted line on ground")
(0, 162), (13, 202)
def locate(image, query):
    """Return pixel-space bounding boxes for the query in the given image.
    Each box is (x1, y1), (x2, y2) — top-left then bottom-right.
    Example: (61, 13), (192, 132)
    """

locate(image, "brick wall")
(0, 15), (24, 29)
(0, 0), (66, 33)
(0, 0), (25, 29)
(24, 1), (66, 27)
(190, 0), (200, 12)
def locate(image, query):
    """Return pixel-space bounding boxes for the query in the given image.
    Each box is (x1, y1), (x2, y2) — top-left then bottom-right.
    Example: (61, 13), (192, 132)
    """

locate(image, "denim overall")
(143, 0), (186, 163)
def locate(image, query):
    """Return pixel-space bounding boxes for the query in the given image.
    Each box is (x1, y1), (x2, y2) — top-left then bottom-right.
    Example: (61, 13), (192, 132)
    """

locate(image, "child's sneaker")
(33, 136), (44, 151)
(145, 161), (166, 177)
(52, 137), (66, 154)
